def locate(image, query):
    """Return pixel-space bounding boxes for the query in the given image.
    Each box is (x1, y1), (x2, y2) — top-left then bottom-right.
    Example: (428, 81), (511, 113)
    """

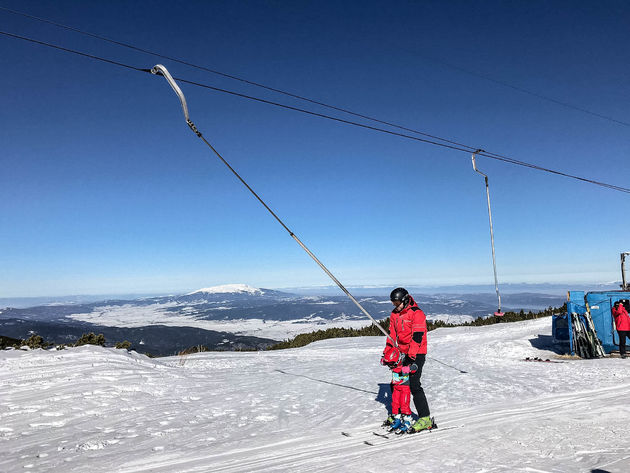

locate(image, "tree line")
(266, 304), (566, 350)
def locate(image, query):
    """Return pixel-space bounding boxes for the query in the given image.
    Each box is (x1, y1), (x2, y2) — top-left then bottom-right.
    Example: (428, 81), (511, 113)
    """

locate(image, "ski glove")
(401, 363), (418, 374)
(411, 363), (418, 372)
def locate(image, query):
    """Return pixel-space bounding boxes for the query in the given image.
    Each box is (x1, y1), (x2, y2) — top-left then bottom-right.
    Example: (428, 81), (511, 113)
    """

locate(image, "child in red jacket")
(612, 299), (630, 358)
(381, 346), (417, 433)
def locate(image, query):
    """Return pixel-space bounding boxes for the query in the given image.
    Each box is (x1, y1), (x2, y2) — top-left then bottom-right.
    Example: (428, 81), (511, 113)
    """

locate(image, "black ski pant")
(618, 330), (630, 357)
(409, 354), (430, 418)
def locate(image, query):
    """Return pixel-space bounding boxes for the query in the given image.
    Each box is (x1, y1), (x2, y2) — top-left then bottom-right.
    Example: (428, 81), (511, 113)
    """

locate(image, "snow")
(66, 303), (370, 339)
(2, 318), (630, 472)
(186, 284), (264, 295)
(427, 313), (475, 324)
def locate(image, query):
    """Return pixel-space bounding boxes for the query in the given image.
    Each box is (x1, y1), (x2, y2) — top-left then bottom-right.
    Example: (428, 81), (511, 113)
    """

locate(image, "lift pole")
(472, 150), (503, 316)
(621, 252), (630, 291)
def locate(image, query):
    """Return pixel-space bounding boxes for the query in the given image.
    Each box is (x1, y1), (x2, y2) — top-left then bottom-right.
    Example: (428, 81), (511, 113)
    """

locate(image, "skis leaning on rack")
(570, 311), (605, 359)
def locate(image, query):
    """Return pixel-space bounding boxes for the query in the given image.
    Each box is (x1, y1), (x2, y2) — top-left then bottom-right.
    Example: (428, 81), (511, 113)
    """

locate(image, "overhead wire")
(0, 5), (471, 150)
(2, 4), (628, 138)
(415, 52), (630, 128)
(1, 29), (630, 195)
(0, 30), (146, 73)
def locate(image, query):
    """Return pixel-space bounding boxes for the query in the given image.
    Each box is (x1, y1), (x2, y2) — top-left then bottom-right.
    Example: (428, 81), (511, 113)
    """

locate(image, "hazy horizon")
(0, 279), (623, 309)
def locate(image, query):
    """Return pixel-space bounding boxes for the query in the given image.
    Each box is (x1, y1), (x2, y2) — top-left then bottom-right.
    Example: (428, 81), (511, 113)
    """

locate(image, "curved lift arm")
(472, 150), (504, 316)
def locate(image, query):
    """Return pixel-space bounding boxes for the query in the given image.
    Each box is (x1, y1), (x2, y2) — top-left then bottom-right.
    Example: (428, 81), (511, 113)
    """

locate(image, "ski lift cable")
(472, 150), (503, 315)
(167, 72), (630, 195)
(3, 4), (629, 136)
(150, 64), (397, 346)
(416, 51), (630, 129)
(0, 30), (146, 73)
(0, 5), (480, 151)
(2, 29), (630, 196)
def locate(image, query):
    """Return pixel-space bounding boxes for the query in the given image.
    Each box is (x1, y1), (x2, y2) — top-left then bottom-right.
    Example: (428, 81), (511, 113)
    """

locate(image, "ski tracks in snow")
(2, 320), (630, 472)
(115, 382), (630, 472)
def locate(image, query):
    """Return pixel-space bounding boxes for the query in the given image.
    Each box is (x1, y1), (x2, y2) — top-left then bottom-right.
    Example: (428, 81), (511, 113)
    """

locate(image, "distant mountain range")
(283, 281), (623, 296)
(1, 281), (615, 309)
(0, 284), (568, 356)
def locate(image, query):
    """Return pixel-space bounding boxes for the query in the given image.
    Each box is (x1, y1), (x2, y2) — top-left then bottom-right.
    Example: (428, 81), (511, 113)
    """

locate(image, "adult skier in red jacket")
(612, 299), (630, 358)
(381, 287), (432, 433)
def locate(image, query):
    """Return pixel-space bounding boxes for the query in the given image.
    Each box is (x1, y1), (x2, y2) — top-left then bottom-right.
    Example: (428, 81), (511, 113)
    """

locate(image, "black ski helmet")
(390, 287), (410, 304)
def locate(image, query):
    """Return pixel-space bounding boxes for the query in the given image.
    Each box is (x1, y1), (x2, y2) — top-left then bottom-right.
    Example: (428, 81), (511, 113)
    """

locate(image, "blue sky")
(1, 1), (629, 297)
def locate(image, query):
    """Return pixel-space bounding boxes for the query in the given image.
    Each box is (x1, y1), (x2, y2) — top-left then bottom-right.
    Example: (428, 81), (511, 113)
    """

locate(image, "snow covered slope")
(1, 318), (630, 472)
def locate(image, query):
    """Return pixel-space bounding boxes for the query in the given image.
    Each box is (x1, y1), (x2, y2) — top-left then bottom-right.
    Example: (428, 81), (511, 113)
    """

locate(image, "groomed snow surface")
(2, 318), (630, 472)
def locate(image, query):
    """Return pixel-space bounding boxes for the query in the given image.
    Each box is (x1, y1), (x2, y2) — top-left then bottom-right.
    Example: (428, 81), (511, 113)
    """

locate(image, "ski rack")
(471, 150), (504, 317)
(150, 64), (397, 346)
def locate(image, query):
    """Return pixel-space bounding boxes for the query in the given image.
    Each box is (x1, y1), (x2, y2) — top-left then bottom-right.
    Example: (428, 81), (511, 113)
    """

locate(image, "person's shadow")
(375, 383), (391, 409)
(375, 383), (420, 421)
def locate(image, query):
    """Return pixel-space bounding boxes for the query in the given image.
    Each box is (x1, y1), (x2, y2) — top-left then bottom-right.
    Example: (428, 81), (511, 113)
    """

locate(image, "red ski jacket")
(612, 303), (630, 331)
(385, 295), (427, 359)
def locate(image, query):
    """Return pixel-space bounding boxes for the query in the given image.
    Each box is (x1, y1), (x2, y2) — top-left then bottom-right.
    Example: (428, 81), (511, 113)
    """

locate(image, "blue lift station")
(553, 253), (630, 356)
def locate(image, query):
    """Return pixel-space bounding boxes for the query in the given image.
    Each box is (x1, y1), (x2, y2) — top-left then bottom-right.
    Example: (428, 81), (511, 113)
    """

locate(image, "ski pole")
(150, 64), (396, 345)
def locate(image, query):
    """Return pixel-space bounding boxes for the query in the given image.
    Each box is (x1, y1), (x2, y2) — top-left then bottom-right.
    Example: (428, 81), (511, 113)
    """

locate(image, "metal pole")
(472, 150), (503, 315)
(150, 64), (395, 343)
(621, 252), (630, 291)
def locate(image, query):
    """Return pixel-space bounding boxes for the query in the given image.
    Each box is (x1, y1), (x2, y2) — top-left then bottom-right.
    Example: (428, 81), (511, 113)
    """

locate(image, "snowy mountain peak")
(187, 284), (264, 296)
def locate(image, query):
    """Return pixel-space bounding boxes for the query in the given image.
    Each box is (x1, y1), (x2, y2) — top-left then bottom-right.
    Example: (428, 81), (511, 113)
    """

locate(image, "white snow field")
(2, 318), (630, 472)
(66, 302), (375, 340)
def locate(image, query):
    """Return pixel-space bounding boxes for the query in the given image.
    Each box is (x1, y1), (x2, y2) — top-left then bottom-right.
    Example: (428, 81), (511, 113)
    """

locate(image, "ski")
(523, 357), (564, 363)
(583, 310), (606, 357)
(363, 425), (461, 446)
(569, 311), (605, 359)
(342, 422), (460, 447)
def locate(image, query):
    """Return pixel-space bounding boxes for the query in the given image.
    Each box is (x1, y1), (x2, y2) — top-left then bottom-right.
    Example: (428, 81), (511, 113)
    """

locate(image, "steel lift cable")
(159, 72), (630, 195)
(2, 30), (630, 195)
(472, 150), (504, 317)
(0, 5), (482, 151)
(3, 5), (629, 129)
(413, 50), (630, 129)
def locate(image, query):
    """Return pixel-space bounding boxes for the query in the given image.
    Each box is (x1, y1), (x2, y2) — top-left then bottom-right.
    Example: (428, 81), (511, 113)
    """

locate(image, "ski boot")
(395, 414), (412, 435)
(381, 414), (395, 427)
(408, 416), (435, 434)
(387, 414), (403, 432)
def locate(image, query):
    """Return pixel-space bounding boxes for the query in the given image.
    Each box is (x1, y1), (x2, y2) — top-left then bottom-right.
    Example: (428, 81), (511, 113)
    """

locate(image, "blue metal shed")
(563, 290), (629, 355)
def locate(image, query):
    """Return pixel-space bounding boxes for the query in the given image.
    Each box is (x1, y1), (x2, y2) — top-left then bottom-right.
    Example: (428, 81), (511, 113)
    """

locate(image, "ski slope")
(1, 318), (630, 472)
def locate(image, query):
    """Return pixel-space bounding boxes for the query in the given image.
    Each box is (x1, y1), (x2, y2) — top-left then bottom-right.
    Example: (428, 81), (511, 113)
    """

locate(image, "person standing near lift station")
(382, 287), (433, 433)
(612, 299), (630, 358)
